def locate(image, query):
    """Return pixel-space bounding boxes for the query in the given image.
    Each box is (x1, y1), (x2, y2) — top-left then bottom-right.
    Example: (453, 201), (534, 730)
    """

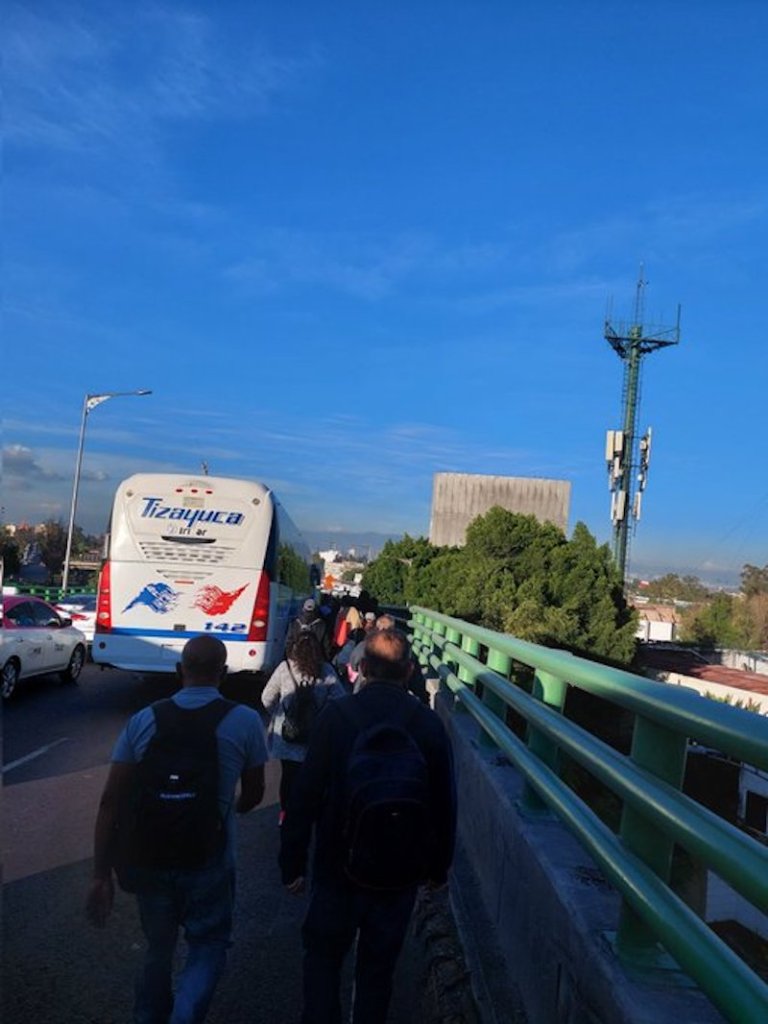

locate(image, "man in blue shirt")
(86, 635), (268, 1024)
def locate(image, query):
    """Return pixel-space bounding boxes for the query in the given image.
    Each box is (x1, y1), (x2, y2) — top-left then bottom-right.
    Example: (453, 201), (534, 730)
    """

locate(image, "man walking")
(287, 597), (331, 658)
(348, 614), (429, 704)
(279, 629), (456, 1024)
(86, 635), (268, 1024)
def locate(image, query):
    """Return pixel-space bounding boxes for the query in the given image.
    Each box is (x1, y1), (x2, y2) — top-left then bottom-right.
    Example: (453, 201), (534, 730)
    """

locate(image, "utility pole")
(604, 269), (680, 583)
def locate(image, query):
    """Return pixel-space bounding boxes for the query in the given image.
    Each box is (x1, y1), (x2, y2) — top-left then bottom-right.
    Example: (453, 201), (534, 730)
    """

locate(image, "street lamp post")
(61, 389), (152, 593)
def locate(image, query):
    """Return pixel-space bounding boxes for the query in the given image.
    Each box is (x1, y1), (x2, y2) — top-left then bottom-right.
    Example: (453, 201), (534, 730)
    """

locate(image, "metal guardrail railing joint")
(409, 606), (768, 1024)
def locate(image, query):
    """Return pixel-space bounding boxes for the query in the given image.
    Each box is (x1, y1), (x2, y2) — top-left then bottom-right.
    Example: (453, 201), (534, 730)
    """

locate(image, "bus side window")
(265, 516), (280, 580)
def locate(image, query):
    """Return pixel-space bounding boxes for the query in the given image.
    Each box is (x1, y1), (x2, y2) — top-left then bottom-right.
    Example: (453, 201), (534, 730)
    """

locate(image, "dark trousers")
(301, 878), (417, 1024)
(280, 758), (303, 811)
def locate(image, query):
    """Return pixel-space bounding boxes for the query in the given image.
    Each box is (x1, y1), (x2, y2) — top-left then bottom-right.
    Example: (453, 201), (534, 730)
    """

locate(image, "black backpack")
(118, 698), (234, 877)
(281, 664), (326, 745)
(340, 698), (431, 890)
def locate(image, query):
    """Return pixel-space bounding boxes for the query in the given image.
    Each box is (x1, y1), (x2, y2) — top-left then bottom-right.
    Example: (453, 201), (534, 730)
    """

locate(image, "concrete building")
(429, 472), (571, 547)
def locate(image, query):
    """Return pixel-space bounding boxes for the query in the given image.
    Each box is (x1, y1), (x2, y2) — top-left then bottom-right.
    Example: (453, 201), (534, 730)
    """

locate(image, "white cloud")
(5, 4), (321, 161)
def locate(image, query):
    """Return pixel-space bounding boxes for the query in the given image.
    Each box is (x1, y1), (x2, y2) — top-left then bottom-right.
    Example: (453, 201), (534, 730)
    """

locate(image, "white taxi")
(1, 595), (87, 699)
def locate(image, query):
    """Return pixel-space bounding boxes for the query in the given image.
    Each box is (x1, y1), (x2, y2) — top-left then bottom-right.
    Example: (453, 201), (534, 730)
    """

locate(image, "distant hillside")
(629, 557), (741, 590)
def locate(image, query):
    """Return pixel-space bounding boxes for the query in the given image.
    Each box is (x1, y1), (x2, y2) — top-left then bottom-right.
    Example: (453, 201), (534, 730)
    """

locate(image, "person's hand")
(86, 876), (115, 928)
(285, 876), (306, 895)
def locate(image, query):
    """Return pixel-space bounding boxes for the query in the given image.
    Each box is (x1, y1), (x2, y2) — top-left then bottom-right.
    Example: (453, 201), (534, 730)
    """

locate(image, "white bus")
(92, 473), (314, 676)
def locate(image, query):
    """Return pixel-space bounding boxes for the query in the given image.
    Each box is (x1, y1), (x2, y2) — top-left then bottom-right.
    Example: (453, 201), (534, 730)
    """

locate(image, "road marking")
(2, 738), (70, 774)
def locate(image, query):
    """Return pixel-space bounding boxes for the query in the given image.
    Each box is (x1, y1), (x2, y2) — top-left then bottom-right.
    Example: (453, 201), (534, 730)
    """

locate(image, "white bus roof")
(113, 474), (274, 503)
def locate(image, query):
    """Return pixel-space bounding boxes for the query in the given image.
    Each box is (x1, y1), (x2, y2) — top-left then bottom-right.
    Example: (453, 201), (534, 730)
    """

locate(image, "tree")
(360, 548), (408, 605)
(736, 593), (768, 651)
(681, 593), (748, 648)
(741, 564), (768, 599)
(642, 574), (711, 602)
(11, 520), (95, 579)
(36, 521), (69, 574)
(547, 523), (637, 662)
(362, 509), (637, 663)
(1, 535), (21, 576)
(361, 534), (446, 606)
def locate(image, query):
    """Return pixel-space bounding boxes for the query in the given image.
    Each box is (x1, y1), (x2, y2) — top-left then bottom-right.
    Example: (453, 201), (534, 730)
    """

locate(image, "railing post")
(616, 717), (689, 961)
(413, 612), (435, 677)
(445, 626), (462, 668)
(410, 611), (425, 662)
(458, 635), (478, 678)
(522, 670), (567, 812)
(482, 647), (510, 749)
(431, 619), (446, 691)
(451, 633), (479, 715)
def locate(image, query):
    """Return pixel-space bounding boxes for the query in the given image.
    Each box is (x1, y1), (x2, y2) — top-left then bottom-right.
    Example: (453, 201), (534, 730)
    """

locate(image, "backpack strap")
(151, 697), (235, 738)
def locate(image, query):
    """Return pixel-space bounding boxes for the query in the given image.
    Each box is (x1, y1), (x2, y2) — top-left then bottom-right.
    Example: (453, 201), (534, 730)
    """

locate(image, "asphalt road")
(2, 663), (427, 1023)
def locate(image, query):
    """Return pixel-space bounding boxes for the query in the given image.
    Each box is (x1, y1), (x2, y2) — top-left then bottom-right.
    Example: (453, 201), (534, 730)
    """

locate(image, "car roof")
(2, 594), (55, 610)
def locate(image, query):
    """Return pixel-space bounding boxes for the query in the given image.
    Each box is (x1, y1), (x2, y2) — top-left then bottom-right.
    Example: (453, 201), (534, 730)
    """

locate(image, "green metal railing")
(410, 606), (768, 1024)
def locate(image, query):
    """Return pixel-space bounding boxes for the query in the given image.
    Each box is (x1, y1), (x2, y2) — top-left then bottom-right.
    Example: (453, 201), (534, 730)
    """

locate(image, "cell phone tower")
(604, 267), (680, 583)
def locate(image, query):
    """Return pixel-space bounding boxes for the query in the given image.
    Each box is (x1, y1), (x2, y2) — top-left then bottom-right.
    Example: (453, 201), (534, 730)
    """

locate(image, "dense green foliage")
(681, 590), (768, 650)
(681, 593), (744, 647)
(672, 562), (768, 650)
(361, 535), (438, 607)
(362, 509), (638, 663)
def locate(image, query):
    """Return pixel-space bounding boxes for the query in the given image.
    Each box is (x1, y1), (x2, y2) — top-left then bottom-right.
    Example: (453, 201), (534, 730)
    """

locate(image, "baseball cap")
(364, 611), (376, 621)
(303, 598), (316, 612)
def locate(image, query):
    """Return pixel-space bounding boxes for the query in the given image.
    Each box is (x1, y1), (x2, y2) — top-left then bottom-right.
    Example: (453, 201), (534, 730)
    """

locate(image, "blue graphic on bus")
(124, 582), (179, 614)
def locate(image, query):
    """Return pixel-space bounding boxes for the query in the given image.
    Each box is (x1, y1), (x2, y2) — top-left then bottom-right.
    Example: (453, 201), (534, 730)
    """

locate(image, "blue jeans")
(301, 878), (417, 1024)
(132, 858), (235, 1024)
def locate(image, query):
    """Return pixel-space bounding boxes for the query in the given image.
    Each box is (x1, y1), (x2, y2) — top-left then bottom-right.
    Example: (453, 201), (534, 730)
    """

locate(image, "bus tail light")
(247, 571), (270, 642)
(95, 561), (112, 633)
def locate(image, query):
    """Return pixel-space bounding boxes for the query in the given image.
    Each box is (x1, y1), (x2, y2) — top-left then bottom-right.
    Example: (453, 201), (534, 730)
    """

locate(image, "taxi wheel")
(2, 660), (20, 699)
(60, 645), (85, 684)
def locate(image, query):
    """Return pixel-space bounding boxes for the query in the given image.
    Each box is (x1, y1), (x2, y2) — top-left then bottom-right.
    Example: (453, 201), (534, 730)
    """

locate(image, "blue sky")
(4, 1), (766, 584)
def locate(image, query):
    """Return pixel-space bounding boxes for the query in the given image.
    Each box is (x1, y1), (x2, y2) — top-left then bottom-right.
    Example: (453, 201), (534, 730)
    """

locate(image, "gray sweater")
(261, 659), (345, 762)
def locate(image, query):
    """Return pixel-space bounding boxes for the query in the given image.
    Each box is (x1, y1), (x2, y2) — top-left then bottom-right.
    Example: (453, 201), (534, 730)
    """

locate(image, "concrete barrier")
(437, 691), (728, 1024)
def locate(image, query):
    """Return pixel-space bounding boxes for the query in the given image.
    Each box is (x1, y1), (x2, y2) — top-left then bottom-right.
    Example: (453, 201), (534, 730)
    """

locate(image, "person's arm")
(85, 762), (136, 927)
(261, 663), (286, 713)
(237, 764), (265, 813)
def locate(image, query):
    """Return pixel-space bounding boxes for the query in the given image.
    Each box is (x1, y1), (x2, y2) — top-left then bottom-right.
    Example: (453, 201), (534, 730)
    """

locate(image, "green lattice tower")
(604, 271), (680, 583)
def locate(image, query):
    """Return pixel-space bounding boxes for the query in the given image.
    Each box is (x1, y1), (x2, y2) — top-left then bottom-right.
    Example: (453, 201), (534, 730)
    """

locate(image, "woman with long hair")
(261, 631), (345, 823)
